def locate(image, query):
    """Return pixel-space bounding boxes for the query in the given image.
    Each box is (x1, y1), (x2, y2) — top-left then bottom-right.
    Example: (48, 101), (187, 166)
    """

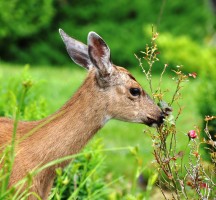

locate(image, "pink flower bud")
(188, 130), (197, 139)
(199, 182), (208, 189)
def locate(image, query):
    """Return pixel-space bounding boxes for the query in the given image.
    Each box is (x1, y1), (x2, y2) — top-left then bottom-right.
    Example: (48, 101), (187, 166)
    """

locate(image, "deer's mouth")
(144, 114), (165, 127)
(144, 119), (159, 128)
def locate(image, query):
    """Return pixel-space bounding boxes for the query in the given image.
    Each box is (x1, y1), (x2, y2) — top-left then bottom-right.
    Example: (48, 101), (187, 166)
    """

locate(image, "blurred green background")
(0, 0), (215, 70)
(0, 0), (216, 198)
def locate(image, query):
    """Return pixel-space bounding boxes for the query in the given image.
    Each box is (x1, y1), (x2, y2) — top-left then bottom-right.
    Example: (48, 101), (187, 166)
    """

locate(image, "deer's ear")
(59, 29), (91, 70)
(87, 32), (112, 77)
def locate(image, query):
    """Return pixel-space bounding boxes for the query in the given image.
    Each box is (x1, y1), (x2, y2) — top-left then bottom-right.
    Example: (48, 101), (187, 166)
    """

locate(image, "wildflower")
(199, 182), (208, 189)
(205, 115), (216, 121)
(188, 130), (197, 139)
(187, 181), (193, 188)
(153, 32), (159, 40)
(188, 72), (197, 78)
(193, 151), (199, 158)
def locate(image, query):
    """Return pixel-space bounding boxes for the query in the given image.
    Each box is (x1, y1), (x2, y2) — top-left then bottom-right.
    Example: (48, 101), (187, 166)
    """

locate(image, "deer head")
(59, 29), (164, 127)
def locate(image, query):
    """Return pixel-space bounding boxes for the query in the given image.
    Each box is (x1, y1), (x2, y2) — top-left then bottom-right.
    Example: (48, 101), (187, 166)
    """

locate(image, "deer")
(0, 29), (164, 199)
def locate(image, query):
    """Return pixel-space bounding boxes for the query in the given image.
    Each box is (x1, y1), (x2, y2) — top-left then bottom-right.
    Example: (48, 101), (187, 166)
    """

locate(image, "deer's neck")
(19, 73), (109, 166)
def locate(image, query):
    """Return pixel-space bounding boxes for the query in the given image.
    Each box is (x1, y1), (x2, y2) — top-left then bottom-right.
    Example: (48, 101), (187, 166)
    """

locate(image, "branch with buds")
(136, 28), (215, 199)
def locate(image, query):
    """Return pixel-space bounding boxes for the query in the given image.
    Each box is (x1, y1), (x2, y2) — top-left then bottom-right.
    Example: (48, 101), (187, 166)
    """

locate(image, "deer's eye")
(129, 88), (141, 96)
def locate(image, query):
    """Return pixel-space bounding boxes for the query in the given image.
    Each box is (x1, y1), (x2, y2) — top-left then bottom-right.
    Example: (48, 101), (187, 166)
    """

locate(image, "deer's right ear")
(87, 32), (112, 77)
(59, 29), (91, 70)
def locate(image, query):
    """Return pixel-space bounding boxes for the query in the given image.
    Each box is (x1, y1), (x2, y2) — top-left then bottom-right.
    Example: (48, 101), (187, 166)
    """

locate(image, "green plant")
(1, 0), (213, 66)
(0, 69), (40, 199)
(198, 62), (216, 160)
(135, 28), (216, 199)
(0, 65), (47, 120)
(0, 0), (54, 39)
(156, 32), (216, 74)
(50, 139), (112, 200)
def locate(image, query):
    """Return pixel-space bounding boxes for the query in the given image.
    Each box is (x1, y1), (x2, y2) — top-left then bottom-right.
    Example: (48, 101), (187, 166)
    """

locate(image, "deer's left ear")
(87, 32), (113, 77)
(59, 29), (91, 70)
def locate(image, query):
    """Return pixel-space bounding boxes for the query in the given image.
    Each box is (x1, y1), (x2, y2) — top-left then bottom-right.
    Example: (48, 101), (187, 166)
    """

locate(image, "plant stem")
(2, 83), (28, 194)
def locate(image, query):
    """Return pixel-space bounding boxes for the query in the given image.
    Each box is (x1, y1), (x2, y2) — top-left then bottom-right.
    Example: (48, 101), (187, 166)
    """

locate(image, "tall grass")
(0, 68), (37, 199)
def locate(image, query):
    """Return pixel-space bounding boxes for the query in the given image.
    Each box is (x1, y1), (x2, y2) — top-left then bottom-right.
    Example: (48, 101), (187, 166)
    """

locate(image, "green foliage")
(0, 0), (54, 39)
(199, 69), (216, 121)
(136, 31), (216, 199)
(0, 0), (213, 66)
(198, 63), (216, 157)
(50, 139), (112, 200)
(0, 65), (47, 120)
(0, 0), (55, 65)
(0, 68), (40, 200)
(156, 32), (216, 73)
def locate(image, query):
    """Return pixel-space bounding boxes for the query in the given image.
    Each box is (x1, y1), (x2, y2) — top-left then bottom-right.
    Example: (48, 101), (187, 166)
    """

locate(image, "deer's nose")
(146, 112), (165, 127)
(158, 112), (165, 125)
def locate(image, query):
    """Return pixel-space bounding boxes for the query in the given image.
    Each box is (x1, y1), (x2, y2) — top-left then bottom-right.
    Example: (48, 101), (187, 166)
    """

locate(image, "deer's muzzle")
(145, 112), (165, 127)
